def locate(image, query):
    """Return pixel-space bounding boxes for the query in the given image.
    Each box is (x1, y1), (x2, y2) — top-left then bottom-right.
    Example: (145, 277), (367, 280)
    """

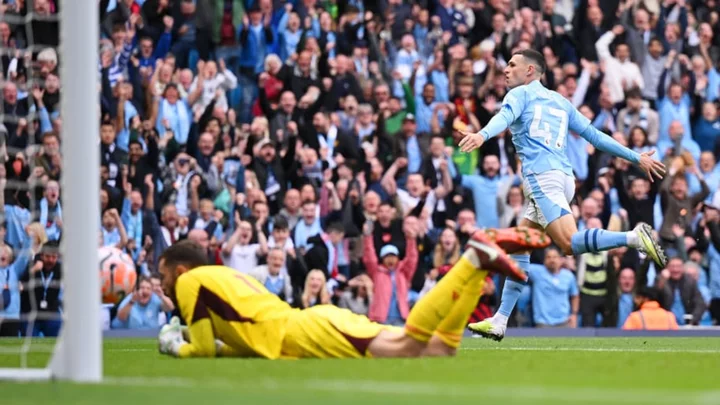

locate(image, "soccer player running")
(156, 232), (549, 359)
(457, 49), (667, 340)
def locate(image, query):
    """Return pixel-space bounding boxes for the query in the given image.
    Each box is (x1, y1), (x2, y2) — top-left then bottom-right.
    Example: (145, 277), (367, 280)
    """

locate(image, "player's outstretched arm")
(577, 125), (666, 182)
(457, 106), (515, 152)
(568, 104), (666, 182)
(458, 87), (525, 152)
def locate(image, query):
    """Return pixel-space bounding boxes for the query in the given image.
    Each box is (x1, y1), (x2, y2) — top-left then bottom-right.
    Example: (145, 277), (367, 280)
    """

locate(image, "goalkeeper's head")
(158, 240), (209, 299)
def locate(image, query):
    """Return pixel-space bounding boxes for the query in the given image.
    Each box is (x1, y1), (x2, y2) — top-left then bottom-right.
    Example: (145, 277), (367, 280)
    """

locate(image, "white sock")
(494, 313), (509, 326)
(626, 231), (640, 249)
(462, 247), (482, 268)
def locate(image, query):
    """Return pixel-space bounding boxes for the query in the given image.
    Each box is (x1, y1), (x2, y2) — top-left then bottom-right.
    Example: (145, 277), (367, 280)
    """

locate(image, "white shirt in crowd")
(596, 31), (644, 104)
(222, 243), (261, 273)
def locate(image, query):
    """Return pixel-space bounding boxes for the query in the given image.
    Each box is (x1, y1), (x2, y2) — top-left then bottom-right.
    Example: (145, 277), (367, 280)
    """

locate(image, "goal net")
(0, 0), (100, 381)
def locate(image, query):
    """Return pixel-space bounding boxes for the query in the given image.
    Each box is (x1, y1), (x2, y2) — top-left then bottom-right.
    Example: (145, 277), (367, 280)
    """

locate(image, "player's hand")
(158, 317), (187, 356)
(637, 150), (666, 182)
(457, 130), (485, 153)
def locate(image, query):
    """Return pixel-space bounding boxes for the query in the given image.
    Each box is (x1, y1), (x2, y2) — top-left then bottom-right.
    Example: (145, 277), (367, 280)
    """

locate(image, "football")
(98, 246), (137, 304)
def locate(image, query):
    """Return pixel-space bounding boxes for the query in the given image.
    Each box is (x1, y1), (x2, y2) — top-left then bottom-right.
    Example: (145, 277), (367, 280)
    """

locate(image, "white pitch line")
(461, 346), (720, 354)
(102, 376), (720, 405)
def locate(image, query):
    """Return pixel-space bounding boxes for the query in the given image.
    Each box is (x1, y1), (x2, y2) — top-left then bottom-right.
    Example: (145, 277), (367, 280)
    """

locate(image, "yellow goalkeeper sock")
(404, 250), (482, 343)
(433, 271), (487, 348)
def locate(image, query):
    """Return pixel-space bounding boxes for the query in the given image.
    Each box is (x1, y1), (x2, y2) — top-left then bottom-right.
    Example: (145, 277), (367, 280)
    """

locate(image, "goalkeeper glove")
(158, 316), (186, 357)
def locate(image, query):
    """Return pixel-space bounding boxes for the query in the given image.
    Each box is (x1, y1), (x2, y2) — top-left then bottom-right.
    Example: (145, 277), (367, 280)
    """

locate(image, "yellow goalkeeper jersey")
(174, 265), (298, 359)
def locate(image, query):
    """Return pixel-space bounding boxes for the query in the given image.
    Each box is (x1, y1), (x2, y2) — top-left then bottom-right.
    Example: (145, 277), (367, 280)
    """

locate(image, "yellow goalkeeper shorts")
(280, 305), (401, 359)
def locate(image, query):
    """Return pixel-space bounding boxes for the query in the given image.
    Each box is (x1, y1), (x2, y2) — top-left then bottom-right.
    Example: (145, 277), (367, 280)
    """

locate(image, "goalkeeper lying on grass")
(158, 228), (549, 359)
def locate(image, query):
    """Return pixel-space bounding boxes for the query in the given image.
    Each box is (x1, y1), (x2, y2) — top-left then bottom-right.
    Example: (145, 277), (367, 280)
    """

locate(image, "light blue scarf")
(117, 100), (138, 152)
(40, 198), (62, 241)
(293, 219), (322, 250)
(156, 98), (190, 145)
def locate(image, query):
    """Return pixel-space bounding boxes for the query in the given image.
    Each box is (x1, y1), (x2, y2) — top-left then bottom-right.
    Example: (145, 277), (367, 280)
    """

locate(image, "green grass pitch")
(1, 337), (719, 404)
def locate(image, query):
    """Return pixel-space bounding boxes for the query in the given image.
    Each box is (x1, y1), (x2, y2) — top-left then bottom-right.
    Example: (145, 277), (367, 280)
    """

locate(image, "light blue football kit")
(477, 80), (643, 318)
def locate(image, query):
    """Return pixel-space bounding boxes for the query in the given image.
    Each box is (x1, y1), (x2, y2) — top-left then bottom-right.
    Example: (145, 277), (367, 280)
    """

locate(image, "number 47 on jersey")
(530, 105), (568, 149)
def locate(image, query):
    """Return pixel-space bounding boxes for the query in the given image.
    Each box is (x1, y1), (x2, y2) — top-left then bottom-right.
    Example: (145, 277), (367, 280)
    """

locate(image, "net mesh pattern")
(0, 0), (63, 368)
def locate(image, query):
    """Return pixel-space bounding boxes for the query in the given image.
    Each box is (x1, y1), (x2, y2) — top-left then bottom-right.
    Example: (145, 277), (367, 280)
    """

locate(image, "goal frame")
(0, 0), (101, 382)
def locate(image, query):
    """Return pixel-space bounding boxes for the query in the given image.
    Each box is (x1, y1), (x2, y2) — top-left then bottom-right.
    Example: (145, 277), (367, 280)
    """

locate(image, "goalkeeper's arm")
(171, 275), (218, 358)
(170, 275), (246, 358)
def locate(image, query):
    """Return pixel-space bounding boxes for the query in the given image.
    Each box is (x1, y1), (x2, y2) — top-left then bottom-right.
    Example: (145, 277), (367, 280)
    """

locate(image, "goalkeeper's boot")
(158, 316), (184, 355)
(476, 226), (551, 255)
(466, 231), (526, 282)
(634, 222), (668, 269)
(468, 315), (507, 342)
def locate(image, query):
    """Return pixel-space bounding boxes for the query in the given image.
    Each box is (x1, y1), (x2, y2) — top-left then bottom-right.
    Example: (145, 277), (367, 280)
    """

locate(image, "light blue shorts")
(522, 170), (575, 228)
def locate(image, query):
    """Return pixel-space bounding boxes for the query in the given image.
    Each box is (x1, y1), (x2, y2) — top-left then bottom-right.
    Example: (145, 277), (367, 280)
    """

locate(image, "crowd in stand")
(0, 0), (719, 336)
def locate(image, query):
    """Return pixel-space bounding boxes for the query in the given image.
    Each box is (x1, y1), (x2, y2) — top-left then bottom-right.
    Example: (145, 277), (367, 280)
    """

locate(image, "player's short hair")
(513, 49), (546, 76)
(160, 240), (209, 271)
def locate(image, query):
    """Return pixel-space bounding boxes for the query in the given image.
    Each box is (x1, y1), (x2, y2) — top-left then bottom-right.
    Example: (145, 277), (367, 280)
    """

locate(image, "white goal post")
(0, 0), (101, 382)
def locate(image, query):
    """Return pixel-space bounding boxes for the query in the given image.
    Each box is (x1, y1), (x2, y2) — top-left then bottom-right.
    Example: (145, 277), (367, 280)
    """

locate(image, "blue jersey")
(480, 80), (640, 177)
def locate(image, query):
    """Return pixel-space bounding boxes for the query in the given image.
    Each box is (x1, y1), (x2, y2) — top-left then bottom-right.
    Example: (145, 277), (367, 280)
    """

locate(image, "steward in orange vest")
(622, 287), (679, 330)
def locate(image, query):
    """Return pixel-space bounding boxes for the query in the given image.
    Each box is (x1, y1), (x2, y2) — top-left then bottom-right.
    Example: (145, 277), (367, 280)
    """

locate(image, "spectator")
(701, 205), (720, 324)
(362, 217), (418, 326)
(497, 174), (526, 228)
(527, 247), (580, 328)
(186, 228), (213, 264)
(111, 276), (174, 329)
(0, 229), (33, 336)
(101, 208), (128, 249)
(292, 200), (322, 252)
(301, 269), (330, 308)
(615, 268), (637, 328)
(617, 89), (659, 144)
(614, 159), (660, 229)
(459, 154), (505, 229)
(20, 241), (61, 337)
(222, 220), (267, 272)
(190, 59), (237, 114)
(338, 274), (373, 316)
(576, 218), (612, 327)
(694, 102), (720, 153)
(657, 120), (701, 162)
(38, 180), (61, 241)
(659, 161), (709, 246)
(190, 199), (224, 243)
(251, 247), (293, 304)
(622, 286), (679, 330)
(595, 25), (644, 105)
(432, 227), (460, 276)
(656, 257), (707, 326)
